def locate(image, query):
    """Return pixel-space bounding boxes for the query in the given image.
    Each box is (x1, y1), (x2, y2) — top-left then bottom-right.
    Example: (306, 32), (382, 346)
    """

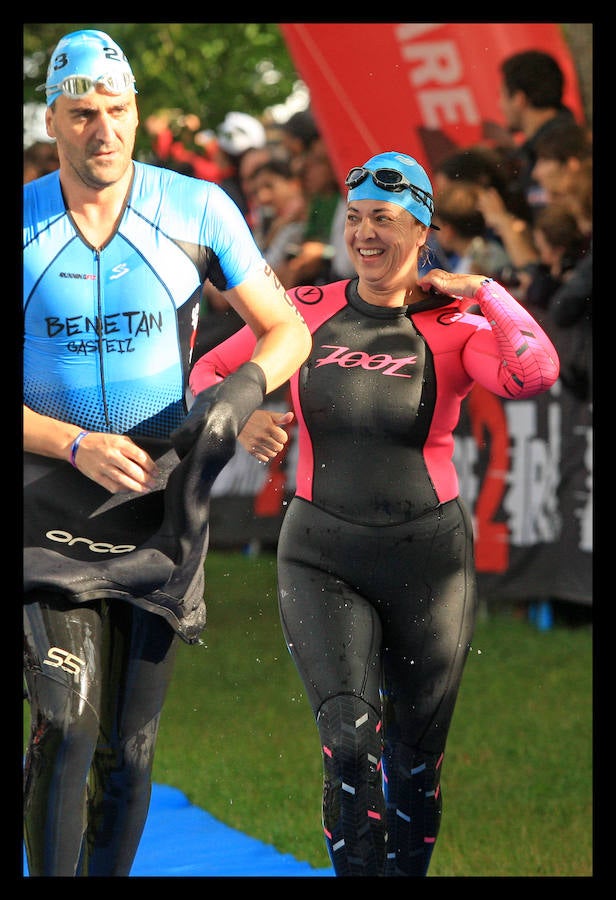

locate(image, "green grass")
(24, 551), (593, 877)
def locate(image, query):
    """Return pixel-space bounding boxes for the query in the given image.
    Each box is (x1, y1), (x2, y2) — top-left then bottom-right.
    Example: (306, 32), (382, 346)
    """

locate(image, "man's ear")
(45, 106), (56, 140)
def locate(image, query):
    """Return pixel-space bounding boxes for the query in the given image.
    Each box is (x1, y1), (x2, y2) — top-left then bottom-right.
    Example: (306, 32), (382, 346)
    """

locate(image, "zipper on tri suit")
(95, 249), (111, 429)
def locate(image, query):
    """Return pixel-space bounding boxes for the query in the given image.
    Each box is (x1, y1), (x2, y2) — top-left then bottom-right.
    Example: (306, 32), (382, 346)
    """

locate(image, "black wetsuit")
(190, 276), (560, 876)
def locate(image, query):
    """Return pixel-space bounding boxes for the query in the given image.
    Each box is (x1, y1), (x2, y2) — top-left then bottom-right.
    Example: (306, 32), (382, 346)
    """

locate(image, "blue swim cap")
(38, 30), (136, 106)
(346, 151), (435, 228)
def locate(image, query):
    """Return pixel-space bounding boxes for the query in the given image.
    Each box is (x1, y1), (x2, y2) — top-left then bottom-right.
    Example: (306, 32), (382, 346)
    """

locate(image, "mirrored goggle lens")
(372, 168), (406, 189)
(372, 169), (435, 211)
(47, 71), (135, 98)
(345, 167), (407, 192)
(345, 167), (369, 189)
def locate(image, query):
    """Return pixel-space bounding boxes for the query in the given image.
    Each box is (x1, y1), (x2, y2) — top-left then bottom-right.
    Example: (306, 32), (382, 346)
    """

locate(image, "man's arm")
(222, 266), (311, 393)
(23, 406), (159, 494)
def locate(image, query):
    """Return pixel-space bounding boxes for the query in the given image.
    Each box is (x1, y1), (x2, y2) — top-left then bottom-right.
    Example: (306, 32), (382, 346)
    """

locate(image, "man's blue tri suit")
(24, 160), (263, 437)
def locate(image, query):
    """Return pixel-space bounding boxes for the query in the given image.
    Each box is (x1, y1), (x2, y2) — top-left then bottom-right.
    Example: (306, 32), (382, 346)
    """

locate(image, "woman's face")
(533, 227), (562, 268)
(253, 170), (300, 215)
(344, 199), (426, 292)
(302, 138), (338, 196)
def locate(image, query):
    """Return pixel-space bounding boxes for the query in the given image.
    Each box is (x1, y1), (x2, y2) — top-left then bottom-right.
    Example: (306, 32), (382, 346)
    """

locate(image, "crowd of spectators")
(135, 104), (357, 348)
(427, 51), (592, 419)
(141, 105), (356, 290)
(425, 50), (592, 627)
(23, 140), (59, 183)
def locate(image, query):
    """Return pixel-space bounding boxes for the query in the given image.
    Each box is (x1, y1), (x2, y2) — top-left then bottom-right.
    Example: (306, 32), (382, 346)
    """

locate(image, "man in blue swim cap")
(23, 28), (311, 877)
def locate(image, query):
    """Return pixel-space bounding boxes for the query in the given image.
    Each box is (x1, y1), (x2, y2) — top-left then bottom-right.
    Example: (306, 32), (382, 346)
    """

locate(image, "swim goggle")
(345, 166), (435, 215)
(37, 70), (136, 100)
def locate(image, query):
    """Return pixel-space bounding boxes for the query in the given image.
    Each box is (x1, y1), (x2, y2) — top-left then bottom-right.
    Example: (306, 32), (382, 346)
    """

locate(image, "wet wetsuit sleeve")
(188, 324), (257, 395)
(462, 279), (560, 399)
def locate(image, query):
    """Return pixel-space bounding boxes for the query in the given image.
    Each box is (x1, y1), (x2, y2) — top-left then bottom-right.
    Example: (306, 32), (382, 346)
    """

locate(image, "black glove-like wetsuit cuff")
(171, 361), (266, 460)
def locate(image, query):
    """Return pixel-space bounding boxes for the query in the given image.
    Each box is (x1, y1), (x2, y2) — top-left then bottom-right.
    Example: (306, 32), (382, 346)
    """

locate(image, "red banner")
(279, 23), (585, 188)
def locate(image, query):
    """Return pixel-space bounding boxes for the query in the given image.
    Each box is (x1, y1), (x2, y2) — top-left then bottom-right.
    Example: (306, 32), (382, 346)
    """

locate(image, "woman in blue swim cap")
(188, 149), (561, 875)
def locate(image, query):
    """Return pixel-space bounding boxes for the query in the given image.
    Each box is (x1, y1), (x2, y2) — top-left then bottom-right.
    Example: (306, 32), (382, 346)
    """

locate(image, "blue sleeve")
(133, 162), (266, 290)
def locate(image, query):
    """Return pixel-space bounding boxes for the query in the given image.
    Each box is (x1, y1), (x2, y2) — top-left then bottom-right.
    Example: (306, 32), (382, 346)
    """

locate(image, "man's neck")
(522, 107), (561, 140)
(62, 163), (134, 249)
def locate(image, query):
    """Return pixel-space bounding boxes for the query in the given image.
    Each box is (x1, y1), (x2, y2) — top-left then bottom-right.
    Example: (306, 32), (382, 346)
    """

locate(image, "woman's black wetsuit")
(190, 276), (560, 876)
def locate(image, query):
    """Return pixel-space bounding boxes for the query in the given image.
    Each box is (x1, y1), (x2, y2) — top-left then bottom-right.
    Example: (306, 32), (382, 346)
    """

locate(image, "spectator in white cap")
(215, 111), (267, 216)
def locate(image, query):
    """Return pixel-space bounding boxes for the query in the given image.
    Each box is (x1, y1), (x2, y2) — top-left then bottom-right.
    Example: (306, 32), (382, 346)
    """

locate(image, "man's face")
(46, 87), (138, 189)
(531, 157), (573, 203)
(498, 84), (523, 133)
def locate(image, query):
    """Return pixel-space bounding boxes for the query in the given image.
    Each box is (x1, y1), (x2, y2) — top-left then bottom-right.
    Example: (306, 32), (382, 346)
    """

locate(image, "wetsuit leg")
(24, 592), (178, 877)
(318, 695), (386, 876)
(79, 600), (178, 876)
(379, 498), (478, 876)
(278, 505), (386, 876)
(382, 742), (444, 876)
(24, 592), (104, 876)
(278, 496), (478, 877)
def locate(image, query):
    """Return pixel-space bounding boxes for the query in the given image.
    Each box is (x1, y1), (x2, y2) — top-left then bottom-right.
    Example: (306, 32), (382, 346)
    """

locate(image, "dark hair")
(534, 204), (585, 257)
(251, 158), (298, 181)
(534, 122), (592, 163)
(434, 182), (486, 239)
(501, 50), (564, 109)
(435, 144), (532, 222)
(436, 146), (508, 193)
(280, 110), (319, 147)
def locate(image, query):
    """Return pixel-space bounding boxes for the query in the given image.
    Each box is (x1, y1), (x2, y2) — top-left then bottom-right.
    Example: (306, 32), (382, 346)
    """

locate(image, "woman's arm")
(419, 270), (560, 399)
(463, 278), (560, 398)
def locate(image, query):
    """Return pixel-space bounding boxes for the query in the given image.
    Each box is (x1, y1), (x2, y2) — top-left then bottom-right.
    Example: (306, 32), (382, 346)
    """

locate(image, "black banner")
(208, 381), (592, 607)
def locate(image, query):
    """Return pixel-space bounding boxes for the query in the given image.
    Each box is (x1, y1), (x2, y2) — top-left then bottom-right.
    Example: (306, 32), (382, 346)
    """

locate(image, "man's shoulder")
(24, 168), (60, 197)
(529, 107), (576, 146)
(133, 160), (225, 206)
(24, 170), (64, 231)
(135, 159), (202, 187)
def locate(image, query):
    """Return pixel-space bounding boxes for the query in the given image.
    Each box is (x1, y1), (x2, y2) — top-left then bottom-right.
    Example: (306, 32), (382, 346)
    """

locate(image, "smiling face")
(344, 198), (428, 300)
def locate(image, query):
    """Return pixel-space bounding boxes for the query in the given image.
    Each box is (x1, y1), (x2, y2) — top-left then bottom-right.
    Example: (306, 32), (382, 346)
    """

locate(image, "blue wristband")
(70, 431), (90, 468)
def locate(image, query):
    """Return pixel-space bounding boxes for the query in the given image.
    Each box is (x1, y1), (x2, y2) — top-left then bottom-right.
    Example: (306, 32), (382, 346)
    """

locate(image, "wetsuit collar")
(346, 277), (459, 317)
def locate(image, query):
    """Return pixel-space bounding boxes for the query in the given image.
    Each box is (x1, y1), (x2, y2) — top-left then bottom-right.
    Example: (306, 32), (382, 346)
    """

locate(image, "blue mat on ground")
(23, 783), (334, 878)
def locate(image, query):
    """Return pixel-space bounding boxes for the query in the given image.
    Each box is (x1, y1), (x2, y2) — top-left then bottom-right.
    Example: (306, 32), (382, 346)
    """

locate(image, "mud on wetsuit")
(23, 161), (267, 876)
(190, 276), (559, 876)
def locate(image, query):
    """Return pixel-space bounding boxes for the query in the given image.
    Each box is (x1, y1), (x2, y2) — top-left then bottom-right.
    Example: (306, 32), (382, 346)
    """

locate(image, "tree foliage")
(23, 23), (302, 156)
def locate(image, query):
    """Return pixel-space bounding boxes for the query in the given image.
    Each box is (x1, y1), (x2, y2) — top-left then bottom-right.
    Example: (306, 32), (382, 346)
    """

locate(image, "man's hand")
(70, 432), (160, 494)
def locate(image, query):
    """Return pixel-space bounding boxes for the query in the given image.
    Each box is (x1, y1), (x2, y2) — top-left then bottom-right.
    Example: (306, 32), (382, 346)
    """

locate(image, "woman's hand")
(418, 268), (487, 299)
(238, 409), (295, 463)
